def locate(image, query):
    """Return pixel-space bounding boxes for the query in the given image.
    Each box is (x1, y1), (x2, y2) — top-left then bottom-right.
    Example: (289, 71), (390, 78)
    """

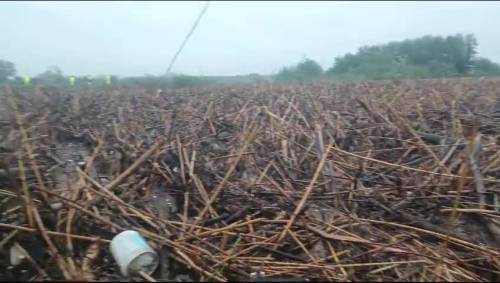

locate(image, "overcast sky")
(1, 1), (500, 77)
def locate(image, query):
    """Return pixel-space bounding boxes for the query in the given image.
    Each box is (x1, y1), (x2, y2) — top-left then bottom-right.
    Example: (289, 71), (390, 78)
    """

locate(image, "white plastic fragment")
(10, 243), (26, 266)
(50, 202), (63, 210)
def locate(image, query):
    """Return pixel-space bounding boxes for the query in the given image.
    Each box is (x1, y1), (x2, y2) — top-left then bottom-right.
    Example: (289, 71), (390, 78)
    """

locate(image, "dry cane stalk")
(278, 142), (333, 241)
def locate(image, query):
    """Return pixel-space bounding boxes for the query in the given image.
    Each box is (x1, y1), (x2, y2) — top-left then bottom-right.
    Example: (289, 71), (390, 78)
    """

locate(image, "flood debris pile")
(1, 78), (500, 281)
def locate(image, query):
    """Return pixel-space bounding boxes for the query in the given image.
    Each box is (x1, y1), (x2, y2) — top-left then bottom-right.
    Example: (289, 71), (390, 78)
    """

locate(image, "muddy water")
(150, 185), (178, 220)
(50, 140), (90, 191)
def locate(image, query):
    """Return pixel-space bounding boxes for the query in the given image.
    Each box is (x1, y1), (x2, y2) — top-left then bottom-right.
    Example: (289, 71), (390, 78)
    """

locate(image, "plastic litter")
(110, 230), (159, 277)
(10, 243), (26, 266)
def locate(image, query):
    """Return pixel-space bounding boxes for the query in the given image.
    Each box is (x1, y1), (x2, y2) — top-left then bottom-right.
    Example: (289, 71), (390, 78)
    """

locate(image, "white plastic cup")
(110, 230), (159, 277)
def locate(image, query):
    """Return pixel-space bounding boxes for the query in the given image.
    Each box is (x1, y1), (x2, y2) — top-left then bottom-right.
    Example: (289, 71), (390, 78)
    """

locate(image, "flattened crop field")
(1, 78), (500, 281)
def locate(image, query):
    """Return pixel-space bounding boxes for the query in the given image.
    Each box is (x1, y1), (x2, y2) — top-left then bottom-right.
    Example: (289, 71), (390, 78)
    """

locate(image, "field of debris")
(1, 78), (500, 282)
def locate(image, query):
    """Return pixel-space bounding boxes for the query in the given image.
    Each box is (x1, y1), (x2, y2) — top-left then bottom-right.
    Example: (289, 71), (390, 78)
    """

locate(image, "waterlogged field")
(1, 78), (500, 281)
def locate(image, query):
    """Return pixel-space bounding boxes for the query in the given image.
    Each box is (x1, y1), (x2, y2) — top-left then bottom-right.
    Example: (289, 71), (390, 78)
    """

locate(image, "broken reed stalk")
(388, 105), (453, 176)
(104, 140), (162, 192)
(3, 80), (500, 281)
(361, 218), (500, 256)
(138, 271), (157, 282)
(469, 133), (486, 209)
(14, 110), (51, 206)
(0, 223), (109, 242)
(16, 154), (34, 227)
(34, 185), (124, 230)
(66, 182), (83, 254)
(279, 142), (333, 241)
(84, 140), (162, 209)
(330, 145), (500, 182)
(31, 204), (72, 280)
(189, 126), (258, 231)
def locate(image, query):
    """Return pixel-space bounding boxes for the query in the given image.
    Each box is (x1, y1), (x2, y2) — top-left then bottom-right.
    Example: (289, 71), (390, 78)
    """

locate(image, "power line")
(166, 1), (210, 75)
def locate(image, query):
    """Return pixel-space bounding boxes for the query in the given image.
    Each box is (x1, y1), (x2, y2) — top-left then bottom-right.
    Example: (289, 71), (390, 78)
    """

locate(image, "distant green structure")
(105, 75), (112, 85)
(23, 76), (31, 86)
(69, 76), (76, 86)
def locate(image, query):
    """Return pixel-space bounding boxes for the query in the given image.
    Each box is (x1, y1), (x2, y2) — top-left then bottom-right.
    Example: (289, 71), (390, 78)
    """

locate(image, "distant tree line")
(275, 34), (500, 82)
(274, 59), (324, 83)
(0, 62), (267, 89)
(0, 60), (16, 84)
(0, 63), (216, 89)
(2, 33), (500, 87)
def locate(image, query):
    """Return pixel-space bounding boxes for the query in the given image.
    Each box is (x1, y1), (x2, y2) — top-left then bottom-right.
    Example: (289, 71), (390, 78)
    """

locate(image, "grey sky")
(1, 1), (500, 77)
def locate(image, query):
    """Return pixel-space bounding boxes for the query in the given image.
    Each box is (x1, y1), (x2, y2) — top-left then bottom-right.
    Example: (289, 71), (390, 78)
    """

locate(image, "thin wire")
(166, 1), (210, 74)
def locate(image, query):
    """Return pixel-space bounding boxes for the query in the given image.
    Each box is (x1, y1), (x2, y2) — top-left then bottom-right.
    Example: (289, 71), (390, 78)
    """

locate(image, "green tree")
(471, 57), (500, 75)
(275, 67), (293, 82)
(443, 34), (477, 74)
(296, 59), (324, 79)
(35, 66), (65, 85)
(0, 59), (16, 83)
(171, 75), (208, 88)
(275, 58), (323, 82)
(326, 34), (480, 80)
